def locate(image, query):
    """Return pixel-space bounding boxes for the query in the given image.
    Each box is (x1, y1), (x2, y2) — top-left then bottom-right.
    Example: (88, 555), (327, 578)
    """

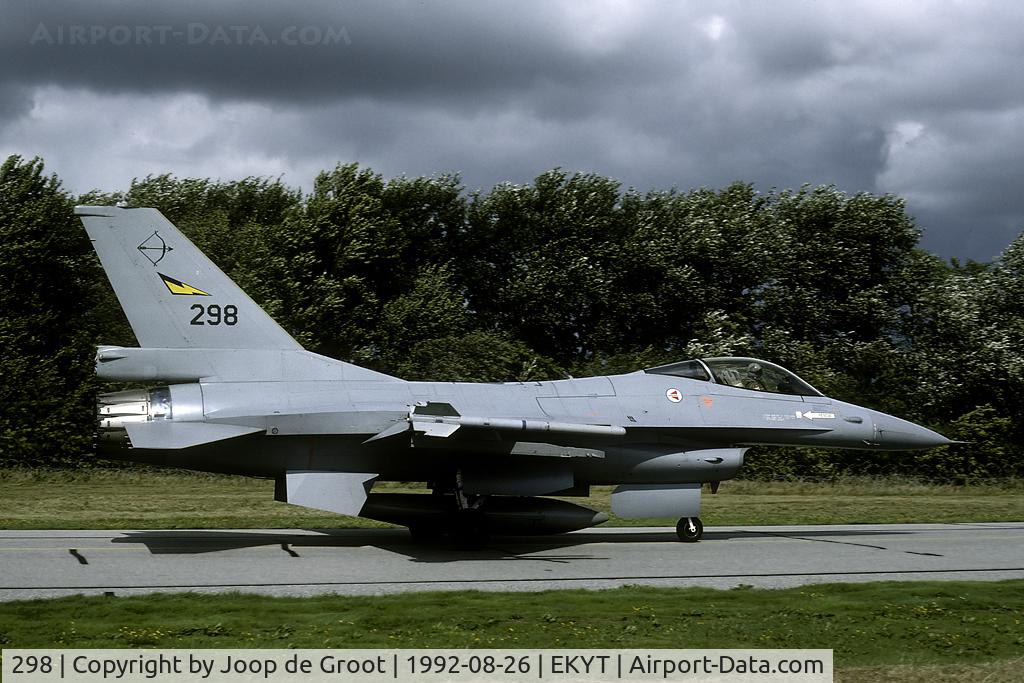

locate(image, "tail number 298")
(190, 304), (238, 326)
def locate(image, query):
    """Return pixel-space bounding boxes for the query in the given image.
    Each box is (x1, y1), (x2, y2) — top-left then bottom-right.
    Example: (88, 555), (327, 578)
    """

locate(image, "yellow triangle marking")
(159, 273), (211, 296)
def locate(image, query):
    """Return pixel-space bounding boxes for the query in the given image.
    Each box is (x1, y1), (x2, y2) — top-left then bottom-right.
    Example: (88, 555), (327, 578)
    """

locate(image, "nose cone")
(869, 411), (952, 450)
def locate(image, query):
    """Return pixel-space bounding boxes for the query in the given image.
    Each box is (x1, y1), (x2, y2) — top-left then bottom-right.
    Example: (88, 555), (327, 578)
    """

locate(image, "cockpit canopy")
(644, 357), (823, 397)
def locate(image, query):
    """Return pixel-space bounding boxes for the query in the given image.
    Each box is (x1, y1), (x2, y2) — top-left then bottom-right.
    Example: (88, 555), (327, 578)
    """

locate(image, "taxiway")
(1, 523), (1021, 601)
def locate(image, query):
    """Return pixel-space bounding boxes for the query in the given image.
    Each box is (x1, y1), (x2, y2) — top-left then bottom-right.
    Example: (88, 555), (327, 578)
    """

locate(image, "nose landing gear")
(676, 516), (703, 542)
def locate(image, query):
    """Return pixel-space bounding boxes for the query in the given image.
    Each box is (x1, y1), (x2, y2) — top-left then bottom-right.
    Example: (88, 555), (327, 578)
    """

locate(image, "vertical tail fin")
(77, 206), (302, 350)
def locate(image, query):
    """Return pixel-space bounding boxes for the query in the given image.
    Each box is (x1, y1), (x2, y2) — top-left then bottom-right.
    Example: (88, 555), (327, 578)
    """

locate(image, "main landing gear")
(676, 516), (703, 542)
(405, 471), (492, 548)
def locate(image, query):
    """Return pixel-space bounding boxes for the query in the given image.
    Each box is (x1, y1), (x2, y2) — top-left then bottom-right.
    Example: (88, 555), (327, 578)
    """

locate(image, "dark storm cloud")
(3, 0), (1024, 262)
(0, 83), (32, 124)
(1, 0), (657, 106)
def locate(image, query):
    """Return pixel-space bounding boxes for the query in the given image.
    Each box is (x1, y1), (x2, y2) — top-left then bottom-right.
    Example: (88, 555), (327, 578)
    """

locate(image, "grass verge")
(1, 468), (1021, 529)
(0, 581), (1021, 675)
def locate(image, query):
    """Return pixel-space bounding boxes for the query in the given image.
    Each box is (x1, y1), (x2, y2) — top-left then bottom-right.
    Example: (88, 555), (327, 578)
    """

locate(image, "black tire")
(452, 509), (490, 549)
(676, 516), (703, 542)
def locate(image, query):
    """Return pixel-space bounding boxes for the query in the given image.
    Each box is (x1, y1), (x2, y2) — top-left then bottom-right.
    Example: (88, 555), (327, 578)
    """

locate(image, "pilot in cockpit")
(742, 362), (765, 391)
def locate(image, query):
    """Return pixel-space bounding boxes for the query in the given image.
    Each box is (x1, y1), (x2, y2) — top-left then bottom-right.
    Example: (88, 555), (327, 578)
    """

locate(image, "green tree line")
(1, 155), (1021, 480)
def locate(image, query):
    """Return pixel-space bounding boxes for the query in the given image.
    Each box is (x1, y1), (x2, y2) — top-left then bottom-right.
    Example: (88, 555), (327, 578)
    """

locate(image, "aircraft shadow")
(111, 529), (609, 562)
(109, 526), (927, 562)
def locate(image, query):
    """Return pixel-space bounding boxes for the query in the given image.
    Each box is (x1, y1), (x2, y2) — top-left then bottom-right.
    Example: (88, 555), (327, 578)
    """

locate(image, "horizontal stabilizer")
(124, 422), (262, 449)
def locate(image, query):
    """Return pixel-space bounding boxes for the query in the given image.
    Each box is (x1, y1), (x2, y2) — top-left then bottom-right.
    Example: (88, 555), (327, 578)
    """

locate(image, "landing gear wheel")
(676, 516), (703, 542)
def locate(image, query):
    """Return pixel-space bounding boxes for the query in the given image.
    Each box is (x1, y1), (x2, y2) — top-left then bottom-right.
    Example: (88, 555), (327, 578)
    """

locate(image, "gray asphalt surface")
(1, 523), (1022, 601)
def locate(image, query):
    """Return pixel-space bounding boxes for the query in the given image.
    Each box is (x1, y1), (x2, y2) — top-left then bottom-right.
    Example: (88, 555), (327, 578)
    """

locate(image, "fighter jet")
(78, 206), (952, 543)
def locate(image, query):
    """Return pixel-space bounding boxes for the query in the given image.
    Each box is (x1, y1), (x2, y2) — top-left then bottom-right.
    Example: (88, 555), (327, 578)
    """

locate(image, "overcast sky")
(3, 0), (1024, 262)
